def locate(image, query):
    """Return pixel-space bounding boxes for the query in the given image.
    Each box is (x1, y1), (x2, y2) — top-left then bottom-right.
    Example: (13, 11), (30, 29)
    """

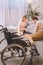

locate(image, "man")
(24, 17), (43, 42)
(23, 17), (43, 56)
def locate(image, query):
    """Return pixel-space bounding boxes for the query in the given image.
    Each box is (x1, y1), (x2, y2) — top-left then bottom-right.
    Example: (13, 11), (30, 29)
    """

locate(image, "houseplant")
(26, 4), (40, 20)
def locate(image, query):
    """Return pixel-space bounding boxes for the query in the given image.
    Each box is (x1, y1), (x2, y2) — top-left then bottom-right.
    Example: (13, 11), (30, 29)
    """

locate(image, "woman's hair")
(22, 15), (27, 18)
(32, 17), (38, 20)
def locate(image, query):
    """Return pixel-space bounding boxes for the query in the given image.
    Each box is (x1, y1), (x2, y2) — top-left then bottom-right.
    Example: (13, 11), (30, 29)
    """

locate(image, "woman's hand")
(24, 28), (28, 32)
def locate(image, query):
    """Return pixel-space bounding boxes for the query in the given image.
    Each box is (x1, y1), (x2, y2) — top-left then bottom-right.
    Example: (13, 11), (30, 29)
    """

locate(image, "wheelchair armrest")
(12, 37), (23, 40)
(11, 31), (17, 35)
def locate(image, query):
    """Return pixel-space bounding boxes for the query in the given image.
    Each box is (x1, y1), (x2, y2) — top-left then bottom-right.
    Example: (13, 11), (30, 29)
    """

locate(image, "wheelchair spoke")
(1, 44), (26, 65)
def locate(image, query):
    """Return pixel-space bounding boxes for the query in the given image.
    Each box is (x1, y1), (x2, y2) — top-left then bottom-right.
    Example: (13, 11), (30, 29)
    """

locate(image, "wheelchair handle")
(0, 25), (4, 31)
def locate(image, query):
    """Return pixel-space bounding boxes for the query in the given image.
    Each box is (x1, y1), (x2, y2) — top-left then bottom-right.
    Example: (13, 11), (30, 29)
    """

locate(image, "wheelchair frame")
(0, 25), (39, 65)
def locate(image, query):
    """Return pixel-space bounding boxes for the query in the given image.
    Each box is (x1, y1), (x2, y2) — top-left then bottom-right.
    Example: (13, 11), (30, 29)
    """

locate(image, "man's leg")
(23, 31), (42, 44)
(23, 32), (42, 56)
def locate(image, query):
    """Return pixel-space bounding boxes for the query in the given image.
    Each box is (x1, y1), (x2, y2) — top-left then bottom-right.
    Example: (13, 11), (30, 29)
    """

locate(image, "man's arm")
(33, 21), (39, 34)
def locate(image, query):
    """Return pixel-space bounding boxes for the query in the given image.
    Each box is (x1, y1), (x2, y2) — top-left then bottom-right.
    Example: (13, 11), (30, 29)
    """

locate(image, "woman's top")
(17, 19), (28, 35)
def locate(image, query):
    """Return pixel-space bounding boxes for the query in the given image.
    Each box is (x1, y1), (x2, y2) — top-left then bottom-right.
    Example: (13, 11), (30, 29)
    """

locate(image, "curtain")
(0, 0), (27, 27)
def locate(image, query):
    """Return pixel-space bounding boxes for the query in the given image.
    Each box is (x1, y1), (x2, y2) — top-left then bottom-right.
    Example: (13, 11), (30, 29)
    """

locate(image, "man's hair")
(32, 17), (38, 20)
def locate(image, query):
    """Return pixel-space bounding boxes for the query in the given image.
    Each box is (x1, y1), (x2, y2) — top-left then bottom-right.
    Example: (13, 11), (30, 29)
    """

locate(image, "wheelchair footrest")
(29, 49), (40, 56)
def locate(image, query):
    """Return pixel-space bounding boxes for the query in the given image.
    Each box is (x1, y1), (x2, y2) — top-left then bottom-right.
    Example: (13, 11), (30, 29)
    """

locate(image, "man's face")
(32, 19), (37, 23)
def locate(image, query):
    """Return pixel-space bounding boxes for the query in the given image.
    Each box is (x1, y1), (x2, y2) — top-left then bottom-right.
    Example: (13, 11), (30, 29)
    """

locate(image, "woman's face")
(22, 17), (28, 22)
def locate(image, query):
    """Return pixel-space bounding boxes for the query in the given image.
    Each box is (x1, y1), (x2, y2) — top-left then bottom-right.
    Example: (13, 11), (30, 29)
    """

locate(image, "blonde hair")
(22, 15), (27, 22)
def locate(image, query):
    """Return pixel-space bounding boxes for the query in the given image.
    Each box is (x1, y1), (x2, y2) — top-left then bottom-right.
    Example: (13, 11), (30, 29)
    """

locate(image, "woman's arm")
(20, 25), (28, 32)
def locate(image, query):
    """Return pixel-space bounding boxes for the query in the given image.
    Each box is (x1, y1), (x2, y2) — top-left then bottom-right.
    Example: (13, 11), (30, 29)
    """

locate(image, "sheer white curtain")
(0, 0), (27, 27)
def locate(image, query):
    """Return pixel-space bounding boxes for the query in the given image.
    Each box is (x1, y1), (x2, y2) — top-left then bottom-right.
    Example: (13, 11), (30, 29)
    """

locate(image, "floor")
(0, 56), (43, 65)
(0, 30), (43, 65)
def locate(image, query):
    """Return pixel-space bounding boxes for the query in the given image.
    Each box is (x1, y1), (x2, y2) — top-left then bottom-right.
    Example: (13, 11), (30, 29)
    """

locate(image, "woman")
(18, 15), (29, 35)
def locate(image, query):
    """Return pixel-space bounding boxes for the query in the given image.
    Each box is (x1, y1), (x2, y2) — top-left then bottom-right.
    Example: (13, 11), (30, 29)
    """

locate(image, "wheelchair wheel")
(1, 44), (26, 65)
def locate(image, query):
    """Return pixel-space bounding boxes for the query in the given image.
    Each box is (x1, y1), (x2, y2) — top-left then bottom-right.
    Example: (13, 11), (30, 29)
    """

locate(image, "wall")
(0, 0), (43, 27)
(32, 0), (43, 19)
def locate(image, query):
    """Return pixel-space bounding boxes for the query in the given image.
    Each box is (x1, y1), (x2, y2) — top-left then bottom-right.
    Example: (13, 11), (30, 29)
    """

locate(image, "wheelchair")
(0, 25), (40, 65)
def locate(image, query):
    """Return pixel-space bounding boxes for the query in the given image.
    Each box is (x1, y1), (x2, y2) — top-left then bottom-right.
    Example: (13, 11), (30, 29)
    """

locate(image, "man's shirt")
(27, 21), (43, 34)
